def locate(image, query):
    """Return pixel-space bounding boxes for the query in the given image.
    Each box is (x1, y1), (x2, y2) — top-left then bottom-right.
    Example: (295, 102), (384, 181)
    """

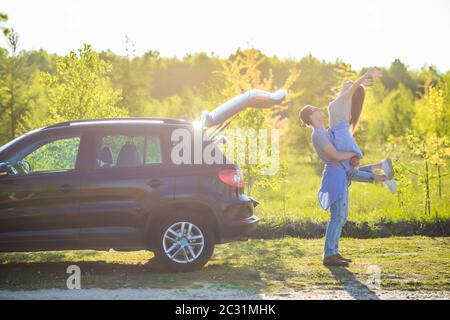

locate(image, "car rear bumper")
(218, 197), (259, 243)
(222, 215), (259, 240)
(218, 215), (259, 243)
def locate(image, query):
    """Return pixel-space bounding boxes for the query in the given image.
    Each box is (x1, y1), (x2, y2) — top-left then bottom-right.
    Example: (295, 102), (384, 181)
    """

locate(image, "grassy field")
(252, 150), (450, 229)
(1, 237), (449, 293)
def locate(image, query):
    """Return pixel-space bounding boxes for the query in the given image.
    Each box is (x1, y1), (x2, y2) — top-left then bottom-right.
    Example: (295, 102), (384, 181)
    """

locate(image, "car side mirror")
(0, 162), (9, 176)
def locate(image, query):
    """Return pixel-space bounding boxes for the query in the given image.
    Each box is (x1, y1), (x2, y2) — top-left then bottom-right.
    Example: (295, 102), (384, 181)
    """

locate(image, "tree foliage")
(0, 30), (30, 141)
(0, 12), (10, 37)
(40, 44), (126, 125)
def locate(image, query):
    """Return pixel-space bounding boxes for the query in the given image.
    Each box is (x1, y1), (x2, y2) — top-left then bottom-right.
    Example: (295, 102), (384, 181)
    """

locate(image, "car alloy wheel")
(162, 221), (205, 264)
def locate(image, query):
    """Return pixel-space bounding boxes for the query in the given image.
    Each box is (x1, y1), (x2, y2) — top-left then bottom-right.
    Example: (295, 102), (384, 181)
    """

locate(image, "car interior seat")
(116, 141), (142, 167)
(98, 146), (113, 168)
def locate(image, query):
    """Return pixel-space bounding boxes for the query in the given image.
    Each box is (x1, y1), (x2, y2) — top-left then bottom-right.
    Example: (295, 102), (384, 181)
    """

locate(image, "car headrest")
(98, 146), (113, 166)
(116, 141), (142, 167)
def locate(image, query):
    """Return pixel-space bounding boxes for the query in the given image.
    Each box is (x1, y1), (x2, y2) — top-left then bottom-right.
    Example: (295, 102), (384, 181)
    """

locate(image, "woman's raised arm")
(343, 67), (382, 100)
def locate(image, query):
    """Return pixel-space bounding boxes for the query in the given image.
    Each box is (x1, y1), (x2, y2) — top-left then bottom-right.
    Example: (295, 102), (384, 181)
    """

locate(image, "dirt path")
(0, 283), (449, 300)
(1, 238), (449, 298)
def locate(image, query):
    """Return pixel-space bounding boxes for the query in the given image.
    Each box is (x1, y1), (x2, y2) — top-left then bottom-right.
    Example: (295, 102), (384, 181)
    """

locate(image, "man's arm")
(322, 143), (357, 162)
(342, 67), (382, 100)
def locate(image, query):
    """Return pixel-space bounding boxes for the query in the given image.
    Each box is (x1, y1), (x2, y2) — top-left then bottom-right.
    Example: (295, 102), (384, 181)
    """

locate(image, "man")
(299, 105), (356, 266)
(299, 104), (393, 266)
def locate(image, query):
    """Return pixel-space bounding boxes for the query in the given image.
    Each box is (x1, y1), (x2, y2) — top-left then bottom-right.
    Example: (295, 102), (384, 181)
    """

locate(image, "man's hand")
(350, 156), (360, 167)
(322, 145), (358, 162)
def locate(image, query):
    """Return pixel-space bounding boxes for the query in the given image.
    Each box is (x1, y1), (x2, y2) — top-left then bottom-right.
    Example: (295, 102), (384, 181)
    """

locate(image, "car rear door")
(77, 127), (175, 249)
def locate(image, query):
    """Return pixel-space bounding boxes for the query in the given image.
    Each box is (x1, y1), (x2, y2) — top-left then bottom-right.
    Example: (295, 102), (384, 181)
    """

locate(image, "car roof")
(0, 118), (194, 158)
(44, 118), (192, 129)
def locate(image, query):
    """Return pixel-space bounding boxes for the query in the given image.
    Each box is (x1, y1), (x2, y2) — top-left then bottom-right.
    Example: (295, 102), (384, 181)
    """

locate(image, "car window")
(22, 136), (81, 174)
(145, 136), (163, 164)
(97, 134), (162, 169)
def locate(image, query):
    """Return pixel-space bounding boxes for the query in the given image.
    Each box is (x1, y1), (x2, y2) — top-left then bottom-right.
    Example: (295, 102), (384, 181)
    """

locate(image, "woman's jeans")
(323, 164), (375, 257)
(347, 164), (376, 183)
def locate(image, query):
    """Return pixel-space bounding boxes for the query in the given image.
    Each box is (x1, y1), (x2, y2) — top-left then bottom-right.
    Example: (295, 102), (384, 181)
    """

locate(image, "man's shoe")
(323, 255), (349, 267)
(337, 254), (352, 263)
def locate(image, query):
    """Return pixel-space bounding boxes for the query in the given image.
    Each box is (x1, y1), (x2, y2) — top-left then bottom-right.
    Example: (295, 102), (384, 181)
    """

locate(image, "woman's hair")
(350, 85), (365, 133)
(299, 105), (315, 128)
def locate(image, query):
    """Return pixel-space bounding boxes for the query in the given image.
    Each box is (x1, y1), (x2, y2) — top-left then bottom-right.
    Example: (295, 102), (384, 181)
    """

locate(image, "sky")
(2, 0), (450, 71)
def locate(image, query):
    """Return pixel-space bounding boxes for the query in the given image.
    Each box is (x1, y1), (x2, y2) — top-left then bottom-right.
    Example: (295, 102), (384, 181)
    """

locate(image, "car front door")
(77, 129), (174, 249)
(0, 133), (84, 251)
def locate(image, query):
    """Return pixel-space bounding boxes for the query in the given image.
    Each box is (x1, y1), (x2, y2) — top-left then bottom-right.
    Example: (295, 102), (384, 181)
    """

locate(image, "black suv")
(0, 118), (259, 272)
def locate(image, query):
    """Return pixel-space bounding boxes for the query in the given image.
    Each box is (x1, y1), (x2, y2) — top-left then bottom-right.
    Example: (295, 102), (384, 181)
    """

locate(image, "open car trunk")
(201, 89), (287, 128)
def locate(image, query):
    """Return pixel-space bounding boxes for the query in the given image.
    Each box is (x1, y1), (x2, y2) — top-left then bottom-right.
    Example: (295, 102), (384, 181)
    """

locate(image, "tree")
(0, 12), (10, 36)
(382, 59), (417, 94)
(413, 82), (449, 198)
(39, 44), (126, 125)
(357, 78), (386, 146)
(0, 30), (29, 140)
(374, 84), (415, 140)
(386, 80), (449, 215)
(331, 61), (357, 96)
(15, 72), (49, 135)
(142, 90), (203, 120)
(388, 133), (440, 216)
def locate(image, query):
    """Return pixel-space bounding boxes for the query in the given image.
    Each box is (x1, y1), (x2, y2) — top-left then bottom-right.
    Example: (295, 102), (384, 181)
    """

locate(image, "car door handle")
(60, 184), (75, 192)
(148, 179), (162, 188)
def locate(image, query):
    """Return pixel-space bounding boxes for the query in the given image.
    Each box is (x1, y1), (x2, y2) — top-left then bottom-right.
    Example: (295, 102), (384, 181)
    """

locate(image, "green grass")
(252, 150), (450, 227)
(1, 237), (449, 292)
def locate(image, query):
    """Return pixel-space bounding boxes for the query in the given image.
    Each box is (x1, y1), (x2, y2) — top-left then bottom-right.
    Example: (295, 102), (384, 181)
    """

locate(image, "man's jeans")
(324, 187), (349, 257)
(323, 163), (377, 257)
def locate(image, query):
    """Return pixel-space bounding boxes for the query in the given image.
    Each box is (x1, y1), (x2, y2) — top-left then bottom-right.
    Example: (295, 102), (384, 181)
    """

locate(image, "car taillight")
(218, 169), (244, 188)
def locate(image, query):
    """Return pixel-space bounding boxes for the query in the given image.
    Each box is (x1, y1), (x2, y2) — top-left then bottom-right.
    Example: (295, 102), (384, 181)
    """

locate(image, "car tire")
(152, 213), (215, 273)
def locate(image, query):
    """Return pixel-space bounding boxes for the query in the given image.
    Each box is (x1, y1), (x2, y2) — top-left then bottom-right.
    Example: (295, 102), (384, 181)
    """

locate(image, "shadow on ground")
(326, 266), (379, 300)
(0, 253), (265, 292)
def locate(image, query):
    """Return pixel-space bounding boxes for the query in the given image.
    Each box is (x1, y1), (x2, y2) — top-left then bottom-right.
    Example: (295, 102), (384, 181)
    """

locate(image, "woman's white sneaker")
(384, 178), (397, 194)
(381, 158), (394, 180)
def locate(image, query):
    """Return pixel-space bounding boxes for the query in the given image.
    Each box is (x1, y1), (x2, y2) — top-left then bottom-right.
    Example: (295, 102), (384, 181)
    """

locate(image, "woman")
(329, 68), (396, 193)
(299, 105), (393, 267)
